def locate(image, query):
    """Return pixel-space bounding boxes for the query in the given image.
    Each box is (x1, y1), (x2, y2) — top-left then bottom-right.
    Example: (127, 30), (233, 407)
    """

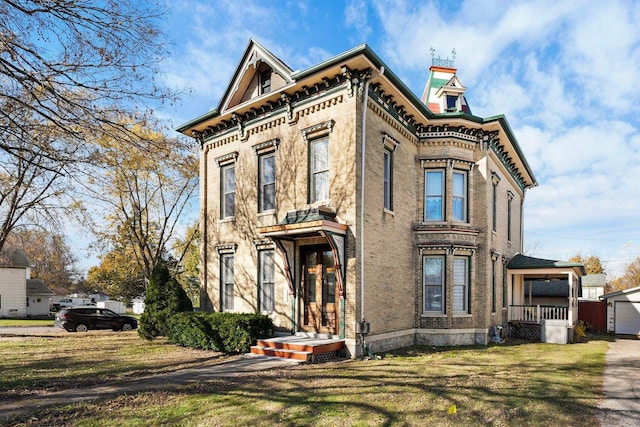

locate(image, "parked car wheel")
(121, 323), (133, 331)
(75, 324), (88, 333)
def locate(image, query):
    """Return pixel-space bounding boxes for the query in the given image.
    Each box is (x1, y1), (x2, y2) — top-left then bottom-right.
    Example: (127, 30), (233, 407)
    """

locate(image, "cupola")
(421, 48), (471, 115)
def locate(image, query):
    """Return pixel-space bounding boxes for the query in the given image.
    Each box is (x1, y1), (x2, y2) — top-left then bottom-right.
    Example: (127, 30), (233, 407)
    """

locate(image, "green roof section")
(508, 254), (585, 274)
(279, 207), (337, 225)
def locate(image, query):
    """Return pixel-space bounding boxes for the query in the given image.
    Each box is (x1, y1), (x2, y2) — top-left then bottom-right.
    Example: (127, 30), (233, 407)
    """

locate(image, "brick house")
(178, 40), (538, 356)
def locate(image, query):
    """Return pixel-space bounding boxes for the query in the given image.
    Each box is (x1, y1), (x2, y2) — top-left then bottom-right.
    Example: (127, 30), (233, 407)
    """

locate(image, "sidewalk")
(0, 353), (299, 422)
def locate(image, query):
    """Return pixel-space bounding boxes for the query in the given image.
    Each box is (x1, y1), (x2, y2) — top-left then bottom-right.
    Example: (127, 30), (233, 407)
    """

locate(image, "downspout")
(359, 65), (384, 329)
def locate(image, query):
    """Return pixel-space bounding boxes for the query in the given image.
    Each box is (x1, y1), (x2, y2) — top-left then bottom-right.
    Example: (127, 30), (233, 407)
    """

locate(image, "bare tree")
(0, 0), (179, 252)
(0, 1), (175, 156)
(0, 106), (87, 251)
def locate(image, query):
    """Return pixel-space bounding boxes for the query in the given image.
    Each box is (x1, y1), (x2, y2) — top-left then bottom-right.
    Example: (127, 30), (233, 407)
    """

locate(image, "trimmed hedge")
(165, 312), (274, 354)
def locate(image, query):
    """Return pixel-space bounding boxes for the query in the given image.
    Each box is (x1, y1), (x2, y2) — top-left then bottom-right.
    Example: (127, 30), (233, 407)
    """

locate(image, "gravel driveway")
(598, 337), (640, 426)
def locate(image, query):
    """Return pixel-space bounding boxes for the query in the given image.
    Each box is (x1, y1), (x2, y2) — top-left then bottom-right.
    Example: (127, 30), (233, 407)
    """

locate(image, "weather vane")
(430, 47), (456, 68)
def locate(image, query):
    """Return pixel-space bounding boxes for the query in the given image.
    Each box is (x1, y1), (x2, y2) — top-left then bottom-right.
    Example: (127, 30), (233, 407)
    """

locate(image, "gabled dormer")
(421, 50), (471, 115)
(218, 39), (294, 113)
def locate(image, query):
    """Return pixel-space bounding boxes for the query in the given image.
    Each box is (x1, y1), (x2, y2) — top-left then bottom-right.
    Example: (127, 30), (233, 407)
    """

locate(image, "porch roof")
(508, 254), (586, 276)
(508, 254), (584, 271)
(257, 207), (348, 238)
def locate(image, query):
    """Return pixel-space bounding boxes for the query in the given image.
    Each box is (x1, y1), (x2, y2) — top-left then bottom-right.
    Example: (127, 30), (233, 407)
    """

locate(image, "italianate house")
(179, 40), (579, 357)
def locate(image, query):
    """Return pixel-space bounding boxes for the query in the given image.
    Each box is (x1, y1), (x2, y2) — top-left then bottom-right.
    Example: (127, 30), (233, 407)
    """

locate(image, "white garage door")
(615, 302), (640, 335)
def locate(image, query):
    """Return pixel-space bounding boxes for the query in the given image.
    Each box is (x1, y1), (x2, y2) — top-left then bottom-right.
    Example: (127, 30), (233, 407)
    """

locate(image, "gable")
(219, 39), (294, 113)
(0, 248), (30, 268)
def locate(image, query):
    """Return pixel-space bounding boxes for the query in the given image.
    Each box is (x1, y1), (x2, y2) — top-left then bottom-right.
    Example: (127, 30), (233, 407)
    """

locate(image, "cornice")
(417, 124), (487, 143)
(193, 68), (371, 147)
(488, 137), (528, 191)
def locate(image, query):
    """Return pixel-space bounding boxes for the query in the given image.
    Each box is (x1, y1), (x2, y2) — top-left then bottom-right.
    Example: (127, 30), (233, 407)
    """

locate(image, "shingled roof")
(0, 248), (31, 268)
(27, 279), (53, 295)
(508, 254), (586, 274)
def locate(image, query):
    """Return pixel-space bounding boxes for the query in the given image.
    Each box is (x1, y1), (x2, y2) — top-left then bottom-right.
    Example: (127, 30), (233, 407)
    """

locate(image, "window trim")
(452, 170), (468, 222)
(221, 164), (236, 219)
(258, 152), (276, 212)
(216, 152), (238, 220)
(259, 67), (271, 95)
(258, 250), (275, 313)
(507, 191), (514, 241)
(491, 172), (501, 232)
(423, 255), (445, 313)
(220, 253), (235, 311)
(309, 137), (330, 203)
(452, 256), (469, 313)
(424, 169), (445, 222)
(383, 148), (393, 211)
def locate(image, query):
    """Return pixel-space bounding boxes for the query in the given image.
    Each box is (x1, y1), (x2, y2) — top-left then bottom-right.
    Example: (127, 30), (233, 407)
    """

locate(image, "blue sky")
(155, 0), (640, 278)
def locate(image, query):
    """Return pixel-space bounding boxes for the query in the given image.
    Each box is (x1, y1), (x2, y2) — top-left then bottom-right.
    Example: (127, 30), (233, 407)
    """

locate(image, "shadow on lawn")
(7, 338), (608, 427)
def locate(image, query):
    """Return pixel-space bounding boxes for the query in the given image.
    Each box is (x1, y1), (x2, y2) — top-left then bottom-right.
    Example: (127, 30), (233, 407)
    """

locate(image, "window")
(221, 164), (235, 218)
(492, 184), (497, 231)
(221, 254), (234, 311)
(502, 261), (508, 308)
(259, 68), (271, 95)
(423, 256), (444, 312)
(507, 191), (514, 241)
(259, 250), (275, 312)
(425, 170), (444, 221)
(491, 258), (497, 313)
(453, 257), (469, 312)
(446, 95), (458, 111)
(259, 153), (275, 212)
(310, 138), (329, 202)
(452, 171), (467, 222)
(383, 148), (393, 210)
(491, 173), (500, 232)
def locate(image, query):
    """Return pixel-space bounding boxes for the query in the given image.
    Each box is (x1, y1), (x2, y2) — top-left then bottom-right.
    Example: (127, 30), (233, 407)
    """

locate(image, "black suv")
(55, 307), (138, 332)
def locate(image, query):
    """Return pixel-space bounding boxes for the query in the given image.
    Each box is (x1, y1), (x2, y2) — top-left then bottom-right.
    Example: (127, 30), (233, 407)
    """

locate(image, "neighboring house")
(524, 280), (570, 306)
(26, 279), (54, 316)
(0, 248), (31, 318)
(580, 274), (606, 301)
(178, 40), (547, 356)
(577, 274), (608, 331)
(600, 286), (640, 335)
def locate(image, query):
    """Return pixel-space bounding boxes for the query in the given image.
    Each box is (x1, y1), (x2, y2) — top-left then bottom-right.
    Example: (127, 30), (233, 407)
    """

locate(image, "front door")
(302, 247), (337, 335)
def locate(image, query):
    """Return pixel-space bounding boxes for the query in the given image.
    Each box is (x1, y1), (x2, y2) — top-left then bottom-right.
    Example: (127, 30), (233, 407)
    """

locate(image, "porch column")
(273, 239), (297, 332)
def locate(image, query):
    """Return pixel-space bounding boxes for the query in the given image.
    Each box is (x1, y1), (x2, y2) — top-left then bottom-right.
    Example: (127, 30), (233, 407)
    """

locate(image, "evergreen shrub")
(164, 312), (274, 354)
(139, 261), (194, 340)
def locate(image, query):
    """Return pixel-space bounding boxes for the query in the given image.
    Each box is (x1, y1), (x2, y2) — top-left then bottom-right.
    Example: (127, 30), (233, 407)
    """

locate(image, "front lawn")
(0, 318), (54, 327)
(0, 333), (609, 426)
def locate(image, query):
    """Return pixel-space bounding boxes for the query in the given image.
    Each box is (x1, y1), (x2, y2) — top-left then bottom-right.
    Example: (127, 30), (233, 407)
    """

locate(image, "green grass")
(0, 334), (609, 426)
(0, 318), (54, 327)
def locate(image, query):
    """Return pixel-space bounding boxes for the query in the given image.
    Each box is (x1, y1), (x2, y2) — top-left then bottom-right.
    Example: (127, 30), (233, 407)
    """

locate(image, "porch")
(509, 304), (569, 324)
(506, 254), (586, 343)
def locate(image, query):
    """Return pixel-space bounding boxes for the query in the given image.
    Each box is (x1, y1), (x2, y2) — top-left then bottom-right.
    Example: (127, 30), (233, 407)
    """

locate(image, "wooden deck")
(250, 333), (344, 363)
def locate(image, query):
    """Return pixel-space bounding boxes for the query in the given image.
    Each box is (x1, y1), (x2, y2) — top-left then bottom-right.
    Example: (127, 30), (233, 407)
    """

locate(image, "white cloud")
(156, 0), (640, 280)
(345, 0), (372, 42)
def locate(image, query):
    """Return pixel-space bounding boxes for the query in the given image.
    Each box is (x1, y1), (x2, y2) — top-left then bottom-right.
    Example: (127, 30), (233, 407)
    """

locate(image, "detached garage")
(601, 286), (640, 335)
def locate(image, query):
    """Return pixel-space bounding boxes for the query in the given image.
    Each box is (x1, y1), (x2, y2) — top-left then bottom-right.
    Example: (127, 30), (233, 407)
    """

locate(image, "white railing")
(509, 305), (568, 324)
